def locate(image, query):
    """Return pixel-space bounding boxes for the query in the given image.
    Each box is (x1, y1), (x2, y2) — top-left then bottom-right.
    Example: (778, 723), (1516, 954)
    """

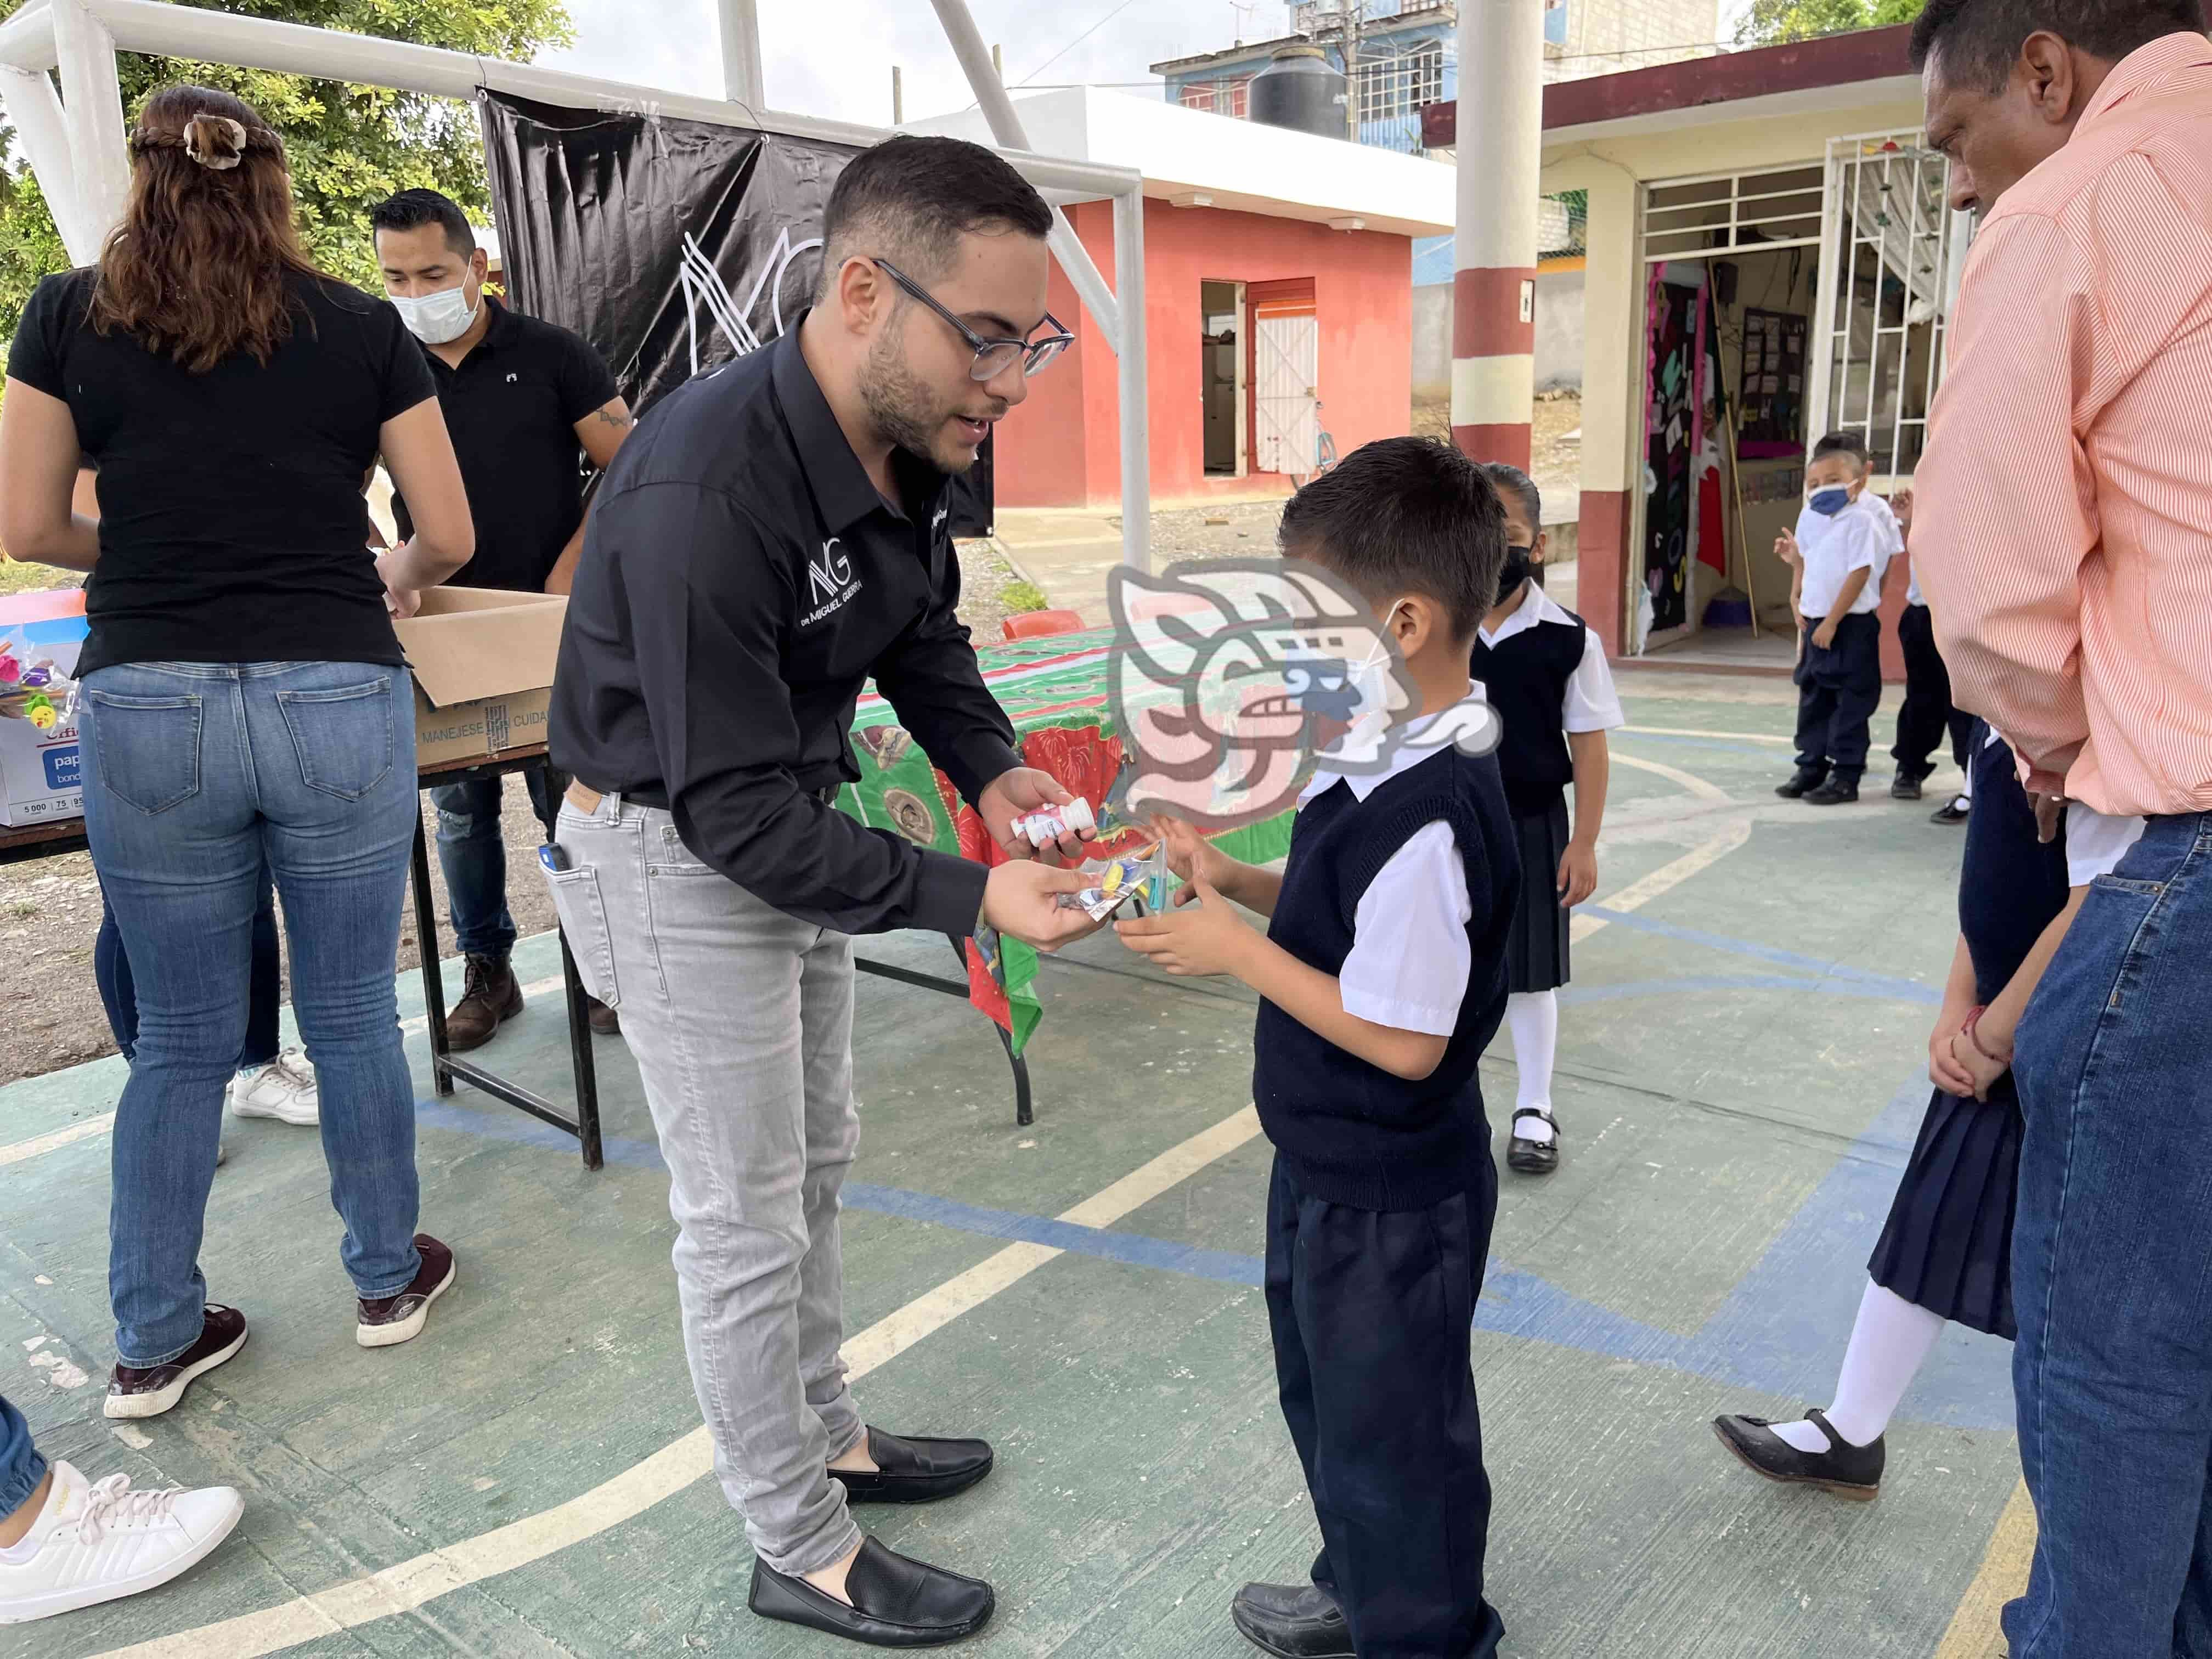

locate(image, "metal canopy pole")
(926, 0), (1149, 572)
(716, 0), (764, 111)
(924, 0), (1122, 343)
(0, 60), (95, 261)
(50, 0), (129, 252)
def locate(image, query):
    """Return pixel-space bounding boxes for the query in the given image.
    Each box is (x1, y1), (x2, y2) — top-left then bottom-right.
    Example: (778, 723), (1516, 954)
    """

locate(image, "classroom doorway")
(1201, 280), (1247, 477)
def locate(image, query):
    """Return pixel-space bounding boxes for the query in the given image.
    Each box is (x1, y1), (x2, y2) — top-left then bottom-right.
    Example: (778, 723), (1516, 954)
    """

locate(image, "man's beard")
(861, 325), (974, 476)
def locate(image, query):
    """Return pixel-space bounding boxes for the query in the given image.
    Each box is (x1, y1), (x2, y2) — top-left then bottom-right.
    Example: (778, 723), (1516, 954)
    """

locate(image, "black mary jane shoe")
(1506, 1108), (1560, 1176)
(749, 1535), (995, 1647)
(1231, 1581), (1355, 1659)
(828, 1426), (995, 1505)
(1712, 1408), (1884, 1500)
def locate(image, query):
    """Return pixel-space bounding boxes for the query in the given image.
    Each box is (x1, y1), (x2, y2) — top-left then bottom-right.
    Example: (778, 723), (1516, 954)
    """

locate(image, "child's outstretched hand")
(1556, 841), (1599, 910)
(1153, 814), (1231, 907)
(1116, 878), (1255, 977)
(1774, 527), (1802, 568)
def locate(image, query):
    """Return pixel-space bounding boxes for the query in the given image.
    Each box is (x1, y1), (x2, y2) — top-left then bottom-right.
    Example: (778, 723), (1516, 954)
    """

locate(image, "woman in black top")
(0, 85), (474, 1416)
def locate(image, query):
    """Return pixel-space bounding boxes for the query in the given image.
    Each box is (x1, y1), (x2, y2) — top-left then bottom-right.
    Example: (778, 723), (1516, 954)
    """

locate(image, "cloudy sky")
(540, 1), (1753, 126)
(539, 0), (1252, 128)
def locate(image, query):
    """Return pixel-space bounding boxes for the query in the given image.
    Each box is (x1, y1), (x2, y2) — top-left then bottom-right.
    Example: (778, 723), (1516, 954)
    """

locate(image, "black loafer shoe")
(1506, 1108), (1560, 1176)
(829, 1427), (994, 1505)
(1231, 1582), (1354, 1659)
(749, 1535), (994, 1647)
(1775, 766), (1829, 799)
(1804, 779), (1860, 805)
(1712, 1409), (1883, 1500)
(1891, 771), (1926, 801)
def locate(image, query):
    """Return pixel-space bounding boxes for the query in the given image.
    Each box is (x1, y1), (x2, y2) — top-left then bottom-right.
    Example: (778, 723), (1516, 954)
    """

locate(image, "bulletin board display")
(1736, 308), (1808, 451)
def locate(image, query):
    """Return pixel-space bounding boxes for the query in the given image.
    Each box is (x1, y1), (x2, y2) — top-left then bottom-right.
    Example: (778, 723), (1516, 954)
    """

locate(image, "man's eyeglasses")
(870, 257), (1073, 382)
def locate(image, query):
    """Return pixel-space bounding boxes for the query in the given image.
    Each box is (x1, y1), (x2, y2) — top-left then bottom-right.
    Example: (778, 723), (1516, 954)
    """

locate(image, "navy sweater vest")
(1252, 747), (1522, 1210)
(1471, 603), (1589, 813)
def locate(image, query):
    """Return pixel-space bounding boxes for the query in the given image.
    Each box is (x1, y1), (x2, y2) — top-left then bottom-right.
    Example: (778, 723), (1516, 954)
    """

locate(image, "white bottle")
(1014, 797), (1096, 849)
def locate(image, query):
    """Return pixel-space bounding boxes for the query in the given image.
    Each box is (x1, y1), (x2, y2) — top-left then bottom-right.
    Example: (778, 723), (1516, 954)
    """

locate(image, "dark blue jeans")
(2007, 811), (2212, 1658)
(430, 763), (558, 961)
(95, 880), (280, 1070)
(0, 1393), (45, 1523)
(80, 662), (424, 1367)
(1267, 1155), (1505, 1659)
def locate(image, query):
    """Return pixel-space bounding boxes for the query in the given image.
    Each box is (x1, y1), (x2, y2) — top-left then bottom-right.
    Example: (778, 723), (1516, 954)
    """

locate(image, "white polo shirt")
(1296, 684), (1492, 1037)
(1798, 492), (1901, 619)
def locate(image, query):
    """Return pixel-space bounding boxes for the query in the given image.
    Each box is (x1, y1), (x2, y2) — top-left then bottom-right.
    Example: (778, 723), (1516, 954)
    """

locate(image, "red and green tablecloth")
(838, 627), (1293, 1055)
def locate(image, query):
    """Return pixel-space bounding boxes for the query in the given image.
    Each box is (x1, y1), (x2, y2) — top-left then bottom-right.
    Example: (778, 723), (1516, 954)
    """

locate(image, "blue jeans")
(80, 662), (424, 1367)
(431, 763), (557, 961)
(2007, 810), (2212, 1658)
(95, 880), (280, 1069)
(0, 1394), (45, 1523)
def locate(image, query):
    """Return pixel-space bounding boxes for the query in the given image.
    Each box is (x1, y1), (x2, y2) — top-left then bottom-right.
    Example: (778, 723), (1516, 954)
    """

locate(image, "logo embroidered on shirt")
(931, 505), (949, 534)
(803, 539), (861, 624)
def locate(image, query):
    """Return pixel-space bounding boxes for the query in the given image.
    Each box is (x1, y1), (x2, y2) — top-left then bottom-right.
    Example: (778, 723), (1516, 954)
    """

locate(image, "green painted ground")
(0, 672), (2018, 1658)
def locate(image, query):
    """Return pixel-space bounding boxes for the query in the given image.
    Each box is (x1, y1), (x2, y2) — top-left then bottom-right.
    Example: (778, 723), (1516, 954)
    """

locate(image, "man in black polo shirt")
(373, 189), (633, 1049)
(549, 137), (1097, 1648)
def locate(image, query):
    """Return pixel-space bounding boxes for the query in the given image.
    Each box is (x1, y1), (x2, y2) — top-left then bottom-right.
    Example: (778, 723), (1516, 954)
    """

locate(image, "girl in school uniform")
(1712, 725), (2144, 1497)
(1471, 464), (1625, 1177)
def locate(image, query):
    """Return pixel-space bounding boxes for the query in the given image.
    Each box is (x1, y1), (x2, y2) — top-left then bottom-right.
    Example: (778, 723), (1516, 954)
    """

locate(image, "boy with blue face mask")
(1775, 432), (1902, 805)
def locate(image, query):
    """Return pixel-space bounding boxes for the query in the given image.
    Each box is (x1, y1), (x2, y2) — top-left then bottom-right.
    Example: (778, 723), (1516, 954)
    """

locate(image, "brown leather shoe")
(357, 1235), (455, 1349)
(585, 996), (620, 1036)
(106, 1305), (247, 1420)
(445, 956), (523, 1052)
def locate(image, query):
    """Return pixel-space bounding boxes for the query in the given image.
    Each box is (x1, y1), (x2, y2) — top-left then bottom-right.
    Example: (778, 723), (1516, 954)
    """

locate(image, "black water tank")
(1250, 44), (1346, 141)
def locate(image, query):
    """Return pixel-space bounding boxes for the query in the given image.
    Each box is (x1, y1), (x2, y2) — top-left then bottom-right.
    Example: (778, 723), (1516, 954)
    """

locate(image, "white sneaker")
(0, 1460), (242, 1624)
(227, 1050), (319, 1126)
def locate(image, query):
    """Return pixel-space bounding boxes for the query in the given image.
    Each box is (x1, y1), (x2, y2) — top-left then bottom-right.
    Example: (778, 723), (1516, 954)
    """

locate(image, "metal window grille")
(1641, 165), (1825, 263)
(1807, 131), (1973, 482)
(1178, 76), (1252, 117)
(1355, 41), (1444, 123)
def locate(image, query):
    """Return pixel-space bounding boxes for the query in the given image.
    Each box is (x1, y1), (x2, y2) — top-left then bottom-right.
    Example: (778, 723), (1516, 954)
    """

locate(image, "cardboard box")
(392, 588), (569, 770)
(0, 588), (89, 828)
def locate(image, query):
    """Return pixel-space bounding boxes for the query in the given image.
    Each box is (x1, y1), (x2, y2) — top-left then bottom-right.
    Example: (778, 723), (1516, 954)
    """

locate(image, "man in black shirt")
(374, 189), (633, 1048)
(549, 137), (1096, 1648)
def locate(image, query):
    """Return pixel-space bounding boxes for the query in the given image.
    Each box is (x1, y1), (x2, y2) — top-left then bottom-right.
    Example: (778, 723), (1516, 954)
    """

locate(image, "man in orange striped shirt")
(1911, 2), (2212, 1654)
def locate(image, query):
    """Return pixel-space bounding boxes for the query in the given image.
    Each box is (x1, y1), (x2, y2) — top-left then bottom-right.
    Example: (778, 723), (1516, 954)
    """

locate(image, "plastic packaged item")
(1056, 841), (1163, 921)
(1013, 796), (1096, 849)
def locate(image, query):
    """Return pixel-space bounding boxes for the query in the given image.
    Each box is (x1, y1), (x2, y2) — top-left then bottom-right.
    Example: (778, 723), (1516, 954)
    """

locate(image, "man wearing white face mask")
(372, 189), (634, 1051)
(1773, 432), (1901, 807)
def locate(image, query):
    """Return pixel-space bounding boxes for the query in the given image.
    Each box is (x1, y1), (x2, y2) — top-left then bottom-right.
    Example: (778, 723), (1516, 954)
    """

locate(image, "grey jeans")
(545, 792), (865, 1577)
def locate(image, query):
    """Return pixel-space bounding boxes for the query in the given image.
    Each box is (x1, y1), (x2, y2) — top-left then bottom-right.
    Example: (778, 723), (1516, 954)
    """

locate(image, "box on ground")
(392, 587), (568, 770)
(0, 588), (89, 827)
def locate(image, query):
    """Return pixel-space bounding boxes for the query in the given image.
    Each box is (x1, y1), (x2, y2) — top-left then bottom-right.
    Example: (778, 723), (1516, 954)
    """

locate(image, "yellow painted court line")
(91, 1105), (1263, 1659)
(1934, 1479), (2036, 1659)
(1569, 753), (1750, 944)
(0, 977), (567, 1171)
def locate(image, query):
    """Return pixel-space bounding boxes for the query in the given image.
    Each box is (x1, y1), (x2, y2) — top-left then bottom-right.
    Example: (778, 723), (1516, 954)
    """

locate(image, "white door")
(1253, 311), (1319, 477)
(1807, 132), (1973, 485)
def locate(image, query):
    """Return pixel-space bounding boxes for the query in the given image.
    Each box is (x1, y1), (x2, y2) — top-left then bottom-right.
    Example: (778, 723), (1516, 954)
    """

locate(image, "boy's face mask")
(1807, 485), (1853, 517)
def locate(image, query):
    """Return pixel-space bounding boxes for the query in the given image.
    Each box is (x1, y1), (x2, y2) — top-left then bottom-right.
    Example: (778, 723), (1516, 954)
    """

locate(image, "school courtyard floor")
(3, 667), (2027, 1659)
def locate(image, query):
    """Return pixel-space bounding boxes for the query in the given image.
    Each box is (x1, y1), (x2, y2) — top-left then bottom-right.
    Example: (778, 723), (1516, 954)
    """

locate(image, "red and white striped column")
(1451, 0), (1545, 472)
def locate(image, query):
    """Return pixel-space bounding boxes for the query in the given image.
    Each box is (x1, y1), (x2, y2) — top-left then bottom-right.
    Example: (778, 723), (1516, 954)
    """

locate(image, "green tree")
(1734, 0), (1925, 47)
(0, 0), (573, 339)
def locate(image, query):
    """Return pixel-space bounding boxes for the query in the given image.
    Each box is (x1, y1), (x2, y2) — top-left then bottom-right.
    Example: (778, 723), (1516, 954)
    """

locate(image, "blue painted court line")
(1575, 909), (1943, 1003)
(417, 1056), (2012, 1431)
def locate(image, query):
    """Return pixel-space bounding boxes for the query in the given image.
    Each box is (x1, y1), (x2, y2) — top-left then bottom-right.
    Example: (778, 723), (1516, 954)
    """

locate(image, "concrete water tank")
(1250, 45), (1346, 140)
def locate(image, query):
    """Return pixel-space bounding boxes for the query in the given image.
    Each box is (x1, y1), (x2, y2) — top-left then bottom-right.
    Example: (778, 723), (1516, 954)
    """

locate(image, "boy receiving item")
(1118, 436), (1520, 1659)
(1774, 433), (1902, 806)
(1472, 462), (1623, 1177)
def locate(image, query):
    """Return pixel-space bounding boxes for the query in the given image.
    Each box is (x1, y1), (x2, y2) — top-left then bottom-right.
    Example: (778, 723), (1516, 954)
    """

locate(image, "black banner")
(478, 93), (992, 535)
